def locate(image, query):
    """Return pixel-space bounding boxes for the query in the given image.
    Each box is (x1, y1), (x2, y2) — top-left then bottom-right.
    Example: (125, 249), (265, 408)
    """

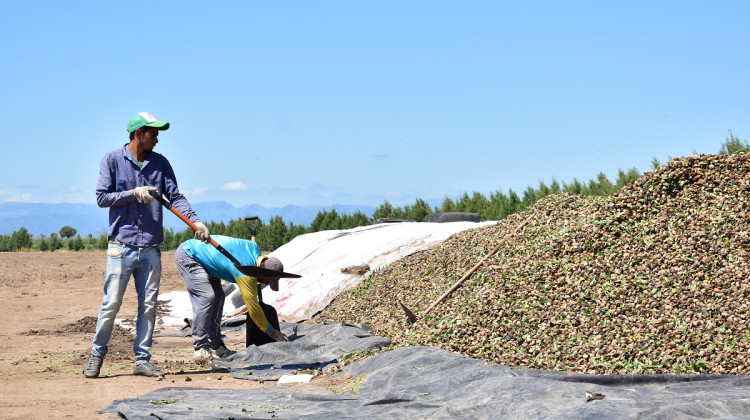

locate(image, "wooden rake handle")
(420, 212), (535, 318)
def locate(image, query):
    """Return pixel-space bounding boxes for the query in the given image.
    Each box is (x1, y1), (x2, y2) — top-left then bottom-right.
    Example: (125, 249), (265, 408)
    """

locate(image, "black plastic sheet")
(102, 323), (750, 419)
(215, 322), (391, 380)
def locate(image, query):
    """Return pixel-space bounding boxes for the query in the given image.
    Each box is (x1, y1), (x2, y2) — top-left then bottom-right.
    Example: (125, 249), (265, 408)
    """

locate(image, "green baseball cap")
(127, 112), (170, 133)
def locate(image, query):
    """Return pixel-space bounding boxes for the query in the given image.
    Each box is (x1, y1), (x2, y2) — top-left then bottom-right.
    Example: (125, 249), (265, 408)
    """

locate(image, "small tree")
(86, 234), (97, 250)
(162, 228), (175, 250)
(616, 168), (641, 188)
(97, 235), (108, 250)
(341, 211), (371, 229)
(262, 215), (288, 251)
(437, 196), (456, 213)
(588, 172), (616, 196)
(284, 223), (307, 244)
(0, 235), (10, 252)
(68, 235), (84, 251)
(719, 130), (750, 155)
(209, 221), (226, 236)
(49, 233), (62, 252)
(372, 200), (404, 220)
(59, 226), (77, 239)
(10, 227), (33, 251)
(488, 190), (510, 220)
(404, 198), (431, 222)
(318, 209), (342, 231)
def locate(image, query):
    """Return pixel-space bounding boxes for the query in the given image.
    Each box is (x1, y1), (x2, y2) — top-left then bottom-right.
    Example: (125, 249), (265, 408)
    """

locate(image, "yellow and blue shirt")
(182, 235), (274, 333)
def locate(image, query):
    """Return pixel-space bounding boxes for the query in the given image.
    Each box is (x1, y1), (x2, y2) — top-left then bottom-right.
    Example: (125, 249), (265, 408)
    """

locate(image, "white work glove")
(268, 329), (289, 342)
(194, 222), (210, 243)
(134, 186), (157, 202)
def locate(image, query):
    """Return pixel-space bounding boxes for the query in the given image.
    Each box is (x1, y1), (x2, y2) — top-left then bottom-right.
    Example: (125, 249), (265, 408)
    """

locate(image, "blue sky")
(1, 1), (748, 208)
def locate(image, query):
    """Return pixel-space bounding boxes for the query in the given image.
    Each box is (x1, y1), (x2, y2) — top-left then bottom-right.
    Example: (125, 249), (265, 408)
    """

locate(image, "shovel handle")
(149, 190), (242, 266)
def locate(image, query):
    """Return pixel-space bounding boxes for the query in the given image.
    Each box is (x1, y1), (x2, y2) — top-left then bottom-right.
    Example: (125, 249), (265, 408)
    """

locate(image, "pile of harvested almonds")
(317, 153), (750, 374)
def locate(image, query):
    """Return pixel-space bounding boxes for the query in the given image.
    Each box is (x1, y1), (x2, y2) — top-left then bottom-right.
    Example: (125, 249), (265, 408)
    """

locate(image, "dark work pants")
(175, 245), (225, 350)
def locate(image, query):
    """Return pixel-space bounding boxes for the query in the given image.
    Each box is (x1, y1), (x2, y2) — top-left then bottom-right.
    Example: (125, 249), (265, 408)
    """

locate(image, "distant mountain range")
(0, 201), (377, 237)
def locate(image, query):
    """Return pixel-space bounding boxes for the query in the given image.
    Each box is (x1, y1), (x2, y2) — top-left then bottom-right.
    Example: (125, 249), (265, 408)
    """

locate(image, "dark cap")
(263, 257), (284, 291)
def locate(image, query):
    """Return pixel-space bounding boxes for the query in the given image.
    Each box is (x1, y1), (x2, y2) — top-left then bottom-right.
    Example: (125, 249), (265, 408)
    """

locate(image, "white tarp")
(158, 220), (494, 327)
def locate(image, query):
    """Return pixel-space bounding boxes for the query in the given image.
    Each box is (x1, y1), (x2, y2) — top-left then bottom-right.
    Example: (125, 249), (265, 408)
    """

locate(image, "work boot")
(193, 347), (212, 365)
(83, 356), (103, 378)
(133, 362), (164, 377)
(210, 344), (236, 359)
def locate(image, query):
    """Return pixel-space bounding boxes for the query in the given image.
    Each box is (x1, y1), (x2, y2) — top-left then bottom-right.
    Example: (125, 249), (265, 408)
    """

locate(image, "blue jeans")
(91, 240), (162, 363)
(175, 245), (225, 350)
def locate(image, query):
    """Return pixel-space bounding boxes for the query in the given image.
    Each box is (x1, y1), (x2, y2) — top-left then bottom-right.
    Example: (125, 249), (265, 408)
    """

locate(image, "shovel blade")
(399, 301), (419, 324)
(236, 264), (301, 279)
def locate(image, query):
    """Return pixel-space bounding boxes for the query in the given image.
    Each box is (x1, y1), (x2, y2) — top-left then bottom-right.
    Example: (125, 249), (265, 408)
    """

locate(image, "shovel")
(245, 216), (261, 242)
(242, 215), (282, 346)
(150, 191), (301, 279)
(400, 212), (535, 324)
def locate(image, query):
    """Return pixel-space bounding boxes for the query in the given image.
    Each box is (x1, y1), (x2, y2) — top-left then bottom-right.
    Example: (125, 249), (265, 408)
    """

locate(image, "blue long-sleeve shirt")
(96, 144), (201, 247)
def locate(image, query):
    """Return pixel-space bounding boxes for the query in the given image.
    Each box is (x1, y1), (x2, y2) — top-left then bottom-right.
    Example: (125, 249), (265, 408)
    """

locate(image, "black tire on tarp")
(222, 283), (237, 295)
(373, 217), (414, 224)
(230, 289), (244, 308)
(428, 212), (480, 223)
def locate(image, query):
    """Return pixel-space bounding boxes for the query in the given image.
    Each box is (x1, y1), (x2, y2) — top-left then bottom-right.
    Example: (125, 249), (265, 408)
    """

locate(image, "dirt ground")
(0, 251), (349, 419)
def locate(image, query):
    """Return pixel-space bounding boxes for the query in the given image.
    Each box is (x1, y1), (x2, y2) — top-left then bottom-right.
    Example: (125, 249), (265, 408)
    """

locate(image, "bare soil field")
(0, 251), (344, 419)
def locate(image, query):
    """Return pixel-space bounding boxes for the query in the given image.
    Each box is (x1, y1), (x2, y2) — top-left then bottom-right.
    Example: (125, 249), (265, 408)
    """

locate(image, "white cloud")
(184, 187), (208, 196)
(0, 188), (33, 202)
(9, 192), (32, 202)
(221, 182), (248, 191)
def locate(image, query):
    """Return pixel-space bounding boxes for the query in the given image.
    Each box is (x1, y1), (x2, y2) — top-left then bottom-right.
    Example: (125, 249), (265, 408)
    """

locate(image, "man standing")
(84, 112), (210, 378)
